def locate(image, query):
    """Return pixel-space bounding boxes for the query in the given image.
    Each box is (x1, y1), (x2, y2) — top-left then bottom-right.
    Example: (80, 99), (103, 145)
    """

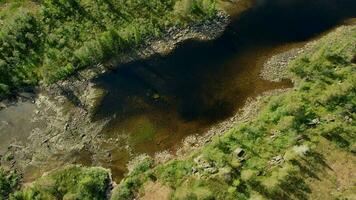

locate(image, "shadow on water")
(91, 0), (356, 180)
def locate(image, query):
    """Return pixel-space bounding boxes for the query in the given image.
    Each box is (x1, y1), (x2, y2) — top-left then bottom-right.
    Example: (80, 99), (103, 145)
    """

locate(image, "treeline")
(0, 0), (217, 96)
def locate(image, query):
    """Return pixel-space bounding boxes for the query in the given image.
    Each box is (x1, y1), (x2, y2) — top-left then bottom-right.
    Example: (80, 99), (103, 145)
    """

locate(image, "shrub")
(0, 168), (21, 200)
(15, 166), (110, 200)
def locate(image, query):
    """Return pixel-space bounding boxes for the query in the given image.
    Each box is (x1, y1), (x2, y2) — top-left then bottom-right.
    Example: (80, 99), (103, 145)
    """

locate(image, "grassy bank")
(110, 24), (356, 199)
(0, 0), (218, 97)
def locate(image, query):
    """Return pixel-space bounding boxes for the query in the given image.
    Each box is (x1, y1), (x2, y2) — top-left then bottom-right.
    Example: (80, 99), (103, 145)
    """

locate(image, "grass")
(11, 165), (111, 200)
(0, 0), (219, 97)
(0, 168), (21, 200)
(110, 24), (356, 199)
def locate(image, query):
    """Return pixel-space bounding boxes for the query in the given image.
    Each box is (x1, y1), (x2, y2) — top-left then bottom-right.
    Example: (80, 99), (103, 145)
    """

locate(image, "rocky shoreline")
(151, 31), (325, 167)
(0, 11), (231, 182)
(42, 11), (230, 114)
(259, 48), (304, 82)
(1, 7), (341, 186)
(151, 24), (356, 168)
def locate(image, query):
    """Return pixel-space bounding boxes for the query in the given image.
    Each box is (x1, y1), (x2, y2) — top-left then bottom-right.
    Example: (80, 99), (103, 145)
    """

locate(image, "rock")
(324, 115), (336, 122)
(233, 147), (245, 158)
(295, 135), (305, 142)
(153, 94), (160, 99)
(194, 155), (214, 170)
(308, 118), (320, 126)
(293, 145), (309, 156)
(219, 167), (233, 182)
(344, 116), (353, 122)
(0, 102), (6, 110)
(18, 92), (34, 99)
(64, 123), (69, 131)
(201, 162), (211, 169)
(269, 155), (284, 165)
(205, 167), (218, 174)
(9, 144), (24, 149)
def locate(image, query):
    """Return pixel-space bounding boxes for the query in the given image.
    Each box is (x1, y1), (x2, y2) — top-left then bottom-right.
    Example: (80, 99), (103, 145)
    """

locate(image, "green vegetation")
(1, 2), (355, 200)
(10, 166), (110, 200)
(110, 25), (356, 199)
(0, 0), (218, 96)
(0, 168), (21, 200)
(111, 156), (153, 200)
(5, 23), (352, 200)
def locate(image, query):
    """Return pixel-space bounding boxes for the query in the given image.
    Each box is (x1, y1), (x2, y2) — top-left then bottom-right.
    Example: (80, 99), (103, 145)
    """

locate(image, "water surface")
(91, 0), (356, 181)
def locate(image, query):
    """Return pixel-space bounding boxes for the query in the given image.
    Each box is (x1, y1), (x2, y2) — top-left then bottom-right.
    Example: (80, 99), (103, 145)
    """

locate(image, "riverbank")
(42, 10), (230, 114)
(111, 23), (356, 200)
(0, 8), (232, 184)
(0, 0), (227, 98)
(155, 18), (356, 165)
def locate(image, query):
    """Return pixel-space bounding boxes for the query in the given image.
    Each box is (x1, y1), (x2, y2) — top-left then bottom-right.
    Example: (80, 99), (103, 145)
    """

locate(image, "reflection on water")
(91, 0), (356, 181)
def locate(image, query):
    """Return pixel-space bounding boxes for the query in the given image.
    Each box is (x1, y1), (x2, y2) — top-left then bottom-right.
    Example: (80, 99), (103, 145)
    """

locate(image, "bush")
(0, 9), (42, 94)
(0, 168), (21, 200)
(15, 166), (110, 200)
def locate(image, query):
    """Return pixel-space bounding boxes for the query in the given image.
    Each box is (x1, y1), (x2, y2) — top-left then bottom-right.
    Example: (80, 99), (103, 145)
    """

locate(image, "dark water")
(89, 0), (356, 181)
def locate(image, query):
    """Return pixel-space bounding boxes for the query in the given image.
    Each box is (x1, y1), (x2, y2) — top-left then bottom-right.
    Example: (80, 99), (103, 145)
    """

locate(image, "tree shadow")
(248, 176), (310, 200)
(290, 160), (320, 180)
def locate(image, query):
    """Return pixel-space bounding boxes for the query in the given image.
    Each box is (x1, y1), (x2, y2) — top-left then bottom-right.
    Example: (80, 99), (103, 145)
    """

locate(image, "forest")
(0, 0), (217, 96)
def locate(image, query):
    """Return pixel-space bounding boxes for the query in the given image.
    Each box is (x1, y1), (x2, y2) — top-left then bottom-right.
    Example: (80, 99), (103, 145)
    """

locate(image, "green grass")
(11, 165), (110, 200)
(0, 0), (219, 97)
(111, 25), (356, 199)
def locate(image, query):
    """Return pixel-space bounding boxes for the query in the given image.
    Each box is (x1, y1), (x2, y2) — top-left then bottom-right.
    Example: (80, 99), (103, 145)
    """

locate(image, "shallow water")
(91, 0), (356, 181)
(0, 102), (36, 153)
